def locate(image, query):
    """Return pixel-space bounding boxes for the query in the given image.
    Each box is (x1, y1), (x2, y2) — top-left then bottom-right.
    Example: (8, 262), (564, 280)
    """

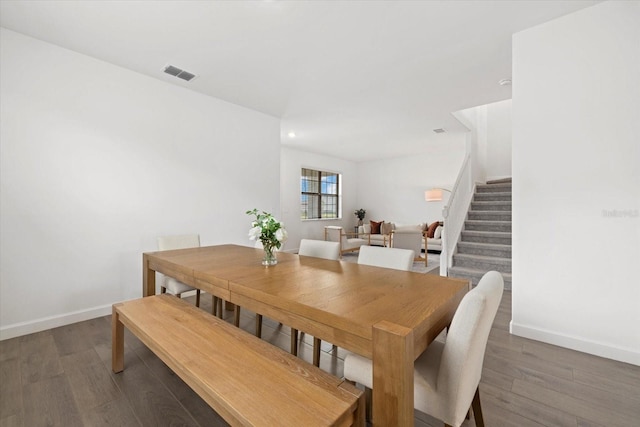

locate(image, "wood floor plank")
(0, 414), (21, 427)
(573, 367), (640, 401)
(522, 340), (640, 384)
(51, 321), (95, 356)
(480, 382), (578, 427)
(511, 378), (637, 427)
(0, 359), (22, 420)
(480, 366), (515, 391)
(22, 374), (83, 427)
(0, 338), (20, 363)
(81, 397), (141, 427)
(19, 331), (63, 384)
(518, 365), (640, 419)
(110, 352), (200, 427)
(61, 348), (121, 410)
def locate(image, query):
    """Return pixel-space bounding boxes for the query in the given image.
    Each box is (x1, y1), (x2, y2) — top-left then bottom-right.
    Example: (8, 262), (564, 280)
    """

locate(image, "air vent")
(163, 65), (197, 82)
(433, 128), (446, 134)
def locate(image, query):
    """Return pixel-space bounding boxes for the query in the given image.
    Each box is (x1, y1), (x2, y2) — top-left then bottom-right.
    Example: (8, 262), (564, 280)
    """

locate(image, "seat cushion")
(164, 277), (195, 295)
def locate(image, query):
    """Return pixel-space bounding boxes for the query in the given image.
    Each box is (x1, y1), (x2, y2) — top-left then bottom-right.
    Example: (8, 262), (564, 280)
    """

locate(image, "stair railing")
(441, 153), (475, 276)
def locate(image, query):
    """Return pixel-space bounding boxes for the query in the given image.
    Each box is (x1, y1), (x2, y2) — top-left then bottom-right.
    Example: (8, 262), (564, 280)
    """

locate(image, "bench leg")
(111, 305), (124, 373)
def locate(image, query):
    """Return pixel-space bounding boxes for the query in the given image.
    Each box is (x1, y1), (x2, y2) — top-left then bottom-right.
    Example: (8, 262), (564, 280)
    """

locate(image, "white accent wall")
(280, 147), (358, 251)
(356, 140), (467, 227)
(511, 1), (640, 365)
(485, 99), (512, 181)
(0, 29), (281, 339)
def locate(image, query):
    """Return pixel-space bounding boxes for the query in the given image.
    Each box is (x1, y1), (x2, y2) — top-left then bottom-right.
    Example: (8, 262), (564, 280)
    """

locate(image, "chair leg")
(234, 305), (241, 327)
(313, 337), (321, 367)
(255, 314), (263, 338)
(290, 329), (298, 356)
(471, 386), (485, 427)
(212, 296), (218, 316)
(217, 298), (223, 319)
(195, 289), (201, 307)
(364, 387), (372, 423)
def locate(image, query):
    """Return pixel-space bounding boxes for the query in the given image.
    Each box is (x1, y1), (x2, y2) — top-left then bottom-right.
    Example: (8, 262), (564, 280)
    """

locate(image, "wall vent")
(433, 128), (446, 134)
(163, 65), (197, 82)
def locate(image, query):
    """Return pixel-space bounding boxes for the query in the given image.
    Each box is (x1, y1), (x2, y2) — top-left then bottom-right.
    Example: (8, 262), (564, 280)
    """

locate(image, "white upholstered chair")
(294, 239), (341, 365)
(157, 234), (202, 307)
(391, 230), (427, 266)
(324, 226), (368, 256)
(343, 270), (504, 427)
(357, 245), (414, 271)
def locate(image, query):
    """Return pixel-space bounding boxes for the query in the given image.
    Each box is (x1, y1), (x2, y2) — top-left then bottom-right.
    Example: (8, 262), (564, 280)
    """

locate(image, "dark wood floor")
(1, 291), (639, 426)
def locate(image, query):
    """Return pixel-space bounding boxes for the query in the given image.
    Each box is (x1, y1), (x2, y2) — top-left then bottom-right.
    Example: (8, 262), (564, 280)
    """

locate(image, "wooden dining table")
(142, 244), (469, 426)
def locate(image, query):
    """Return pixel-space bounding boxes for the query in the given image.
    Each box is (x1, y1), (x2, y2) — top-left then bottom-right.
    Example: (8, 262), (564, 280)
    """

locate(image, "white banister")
(440, 154), (475, 276)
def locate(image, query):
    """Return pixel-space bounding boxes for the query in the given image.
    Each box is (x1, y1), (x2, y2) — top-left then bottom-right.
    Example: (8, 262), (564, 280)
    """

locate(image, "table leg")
(142, 254), (156, 297)
(112, 305), (124, 373)
(372, 320), (414, 426)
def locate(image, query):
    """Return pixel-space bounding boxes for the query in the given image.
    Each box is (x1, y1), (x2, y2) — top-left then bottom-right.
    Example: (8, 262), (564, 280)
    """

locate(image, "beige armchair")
(391, 230), (427, 266)
(324, 226), (369, 256)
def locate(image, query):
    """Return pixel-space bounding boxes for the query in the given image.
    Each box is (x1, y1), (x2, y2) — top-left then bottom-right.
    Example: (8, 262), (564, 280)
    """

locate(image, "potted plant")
(354, 208), (366, 226)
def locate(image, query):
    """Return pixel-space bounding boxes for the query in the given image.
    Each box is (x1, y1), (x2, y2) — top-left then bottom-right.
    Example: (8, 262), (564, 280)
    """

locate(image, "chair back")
(391, 231), (422, 256)
(436, 271), (504, 424)
(299, 239), (340, 261)
(357, 245), (414, 271)
(158, 234), (200, 251)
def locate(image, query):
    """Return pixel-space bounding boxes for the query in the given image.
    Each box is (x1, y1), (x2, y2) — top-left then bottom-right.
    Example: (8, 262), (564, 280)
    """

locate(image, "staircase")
(448, 179), (512, 290)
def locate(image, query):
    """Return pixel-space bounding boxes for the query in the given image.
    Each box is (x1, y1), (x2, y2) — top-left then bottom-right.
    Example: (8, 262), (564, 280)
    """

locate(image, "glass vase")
(262, 245), (277, 266)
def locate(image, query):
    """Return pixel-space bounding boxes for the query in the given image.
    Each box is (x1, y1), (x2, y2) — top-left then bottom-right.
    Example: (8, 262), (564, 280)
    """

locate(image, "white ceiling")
(0, 0), (599, 162)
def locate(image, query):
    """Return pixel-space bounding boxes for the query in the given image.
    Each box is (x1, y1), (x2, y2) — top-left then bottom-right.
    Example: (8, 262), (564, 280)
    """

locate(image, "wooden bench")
(112, 294), (364, 427)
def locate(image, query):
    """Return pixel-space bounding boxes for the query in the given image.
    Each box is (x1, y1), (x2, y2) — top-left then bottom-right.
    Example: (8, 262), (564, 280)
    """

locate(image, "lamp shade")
(425, 189), (443, 202)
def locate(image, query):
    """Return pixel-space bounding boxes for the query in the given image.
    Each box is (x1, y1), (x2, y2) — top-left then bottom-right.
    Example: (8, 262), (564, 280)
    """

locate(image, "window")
(300, 168), (341, 219)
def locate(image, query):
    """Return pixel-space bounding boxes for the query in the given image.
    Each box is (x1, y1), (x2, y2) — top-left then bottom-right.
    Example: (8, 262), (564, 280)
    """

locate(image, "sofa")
(358, 221), (443, 252)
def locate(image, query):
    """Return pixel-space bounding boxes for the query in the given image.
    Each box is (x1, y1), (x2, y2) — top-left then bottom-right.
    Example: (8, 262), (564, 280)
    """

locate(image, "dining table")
(142, 244), (469, 426)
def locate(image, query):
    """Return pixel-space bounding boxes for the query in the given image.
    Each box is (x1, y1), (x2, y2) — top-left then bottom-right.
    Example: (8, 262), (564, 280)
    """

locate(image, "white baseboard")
(0, 303), (113, 341)
(510, 321), (640, 366)
(0, 290), (209, 341)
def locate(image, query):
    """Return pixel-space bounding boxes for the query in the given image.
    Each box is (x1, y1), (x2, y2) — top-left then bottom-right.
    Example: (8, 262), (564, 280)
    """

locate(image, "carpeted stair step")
(467, 210), (512, 221)
(461, 230), (512, 245)
(448, 267), (512, 290)
(470, 201), (511, 211)
(452, 253), (511, 273)
(464, 220), (511, 233)
(457, 241), (512, 258)
(474, 192), (512, 202)
(475, 183), (512, 193)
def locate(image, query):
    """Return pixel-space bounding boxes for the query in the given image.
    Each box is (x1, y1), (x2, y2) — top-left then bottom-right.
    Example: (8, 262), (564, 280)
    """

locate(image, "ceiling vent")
(433, 128), (446, 134)
(163, 65), (197, 82)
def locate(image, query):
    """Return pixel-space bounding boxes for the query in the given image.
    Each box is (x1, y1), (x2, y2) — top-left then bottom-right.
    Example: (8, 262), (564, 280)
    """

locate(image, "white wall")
(512, 1), (640, 365)
(280, 147), (358, 251)
(356, 140), (466, 227)
(0, 29), (281, 339)
(455, 99), (512, 183)
(486, 99), (512, 181)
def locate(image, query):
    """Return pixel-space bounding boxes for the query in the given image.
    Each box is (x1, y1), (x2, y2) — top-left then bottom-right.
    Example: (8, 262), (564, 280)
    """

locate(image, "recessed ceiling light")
(499, 78), (512, 86)
(433, 128), (446, 134)
(287, 131), (296, 138)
